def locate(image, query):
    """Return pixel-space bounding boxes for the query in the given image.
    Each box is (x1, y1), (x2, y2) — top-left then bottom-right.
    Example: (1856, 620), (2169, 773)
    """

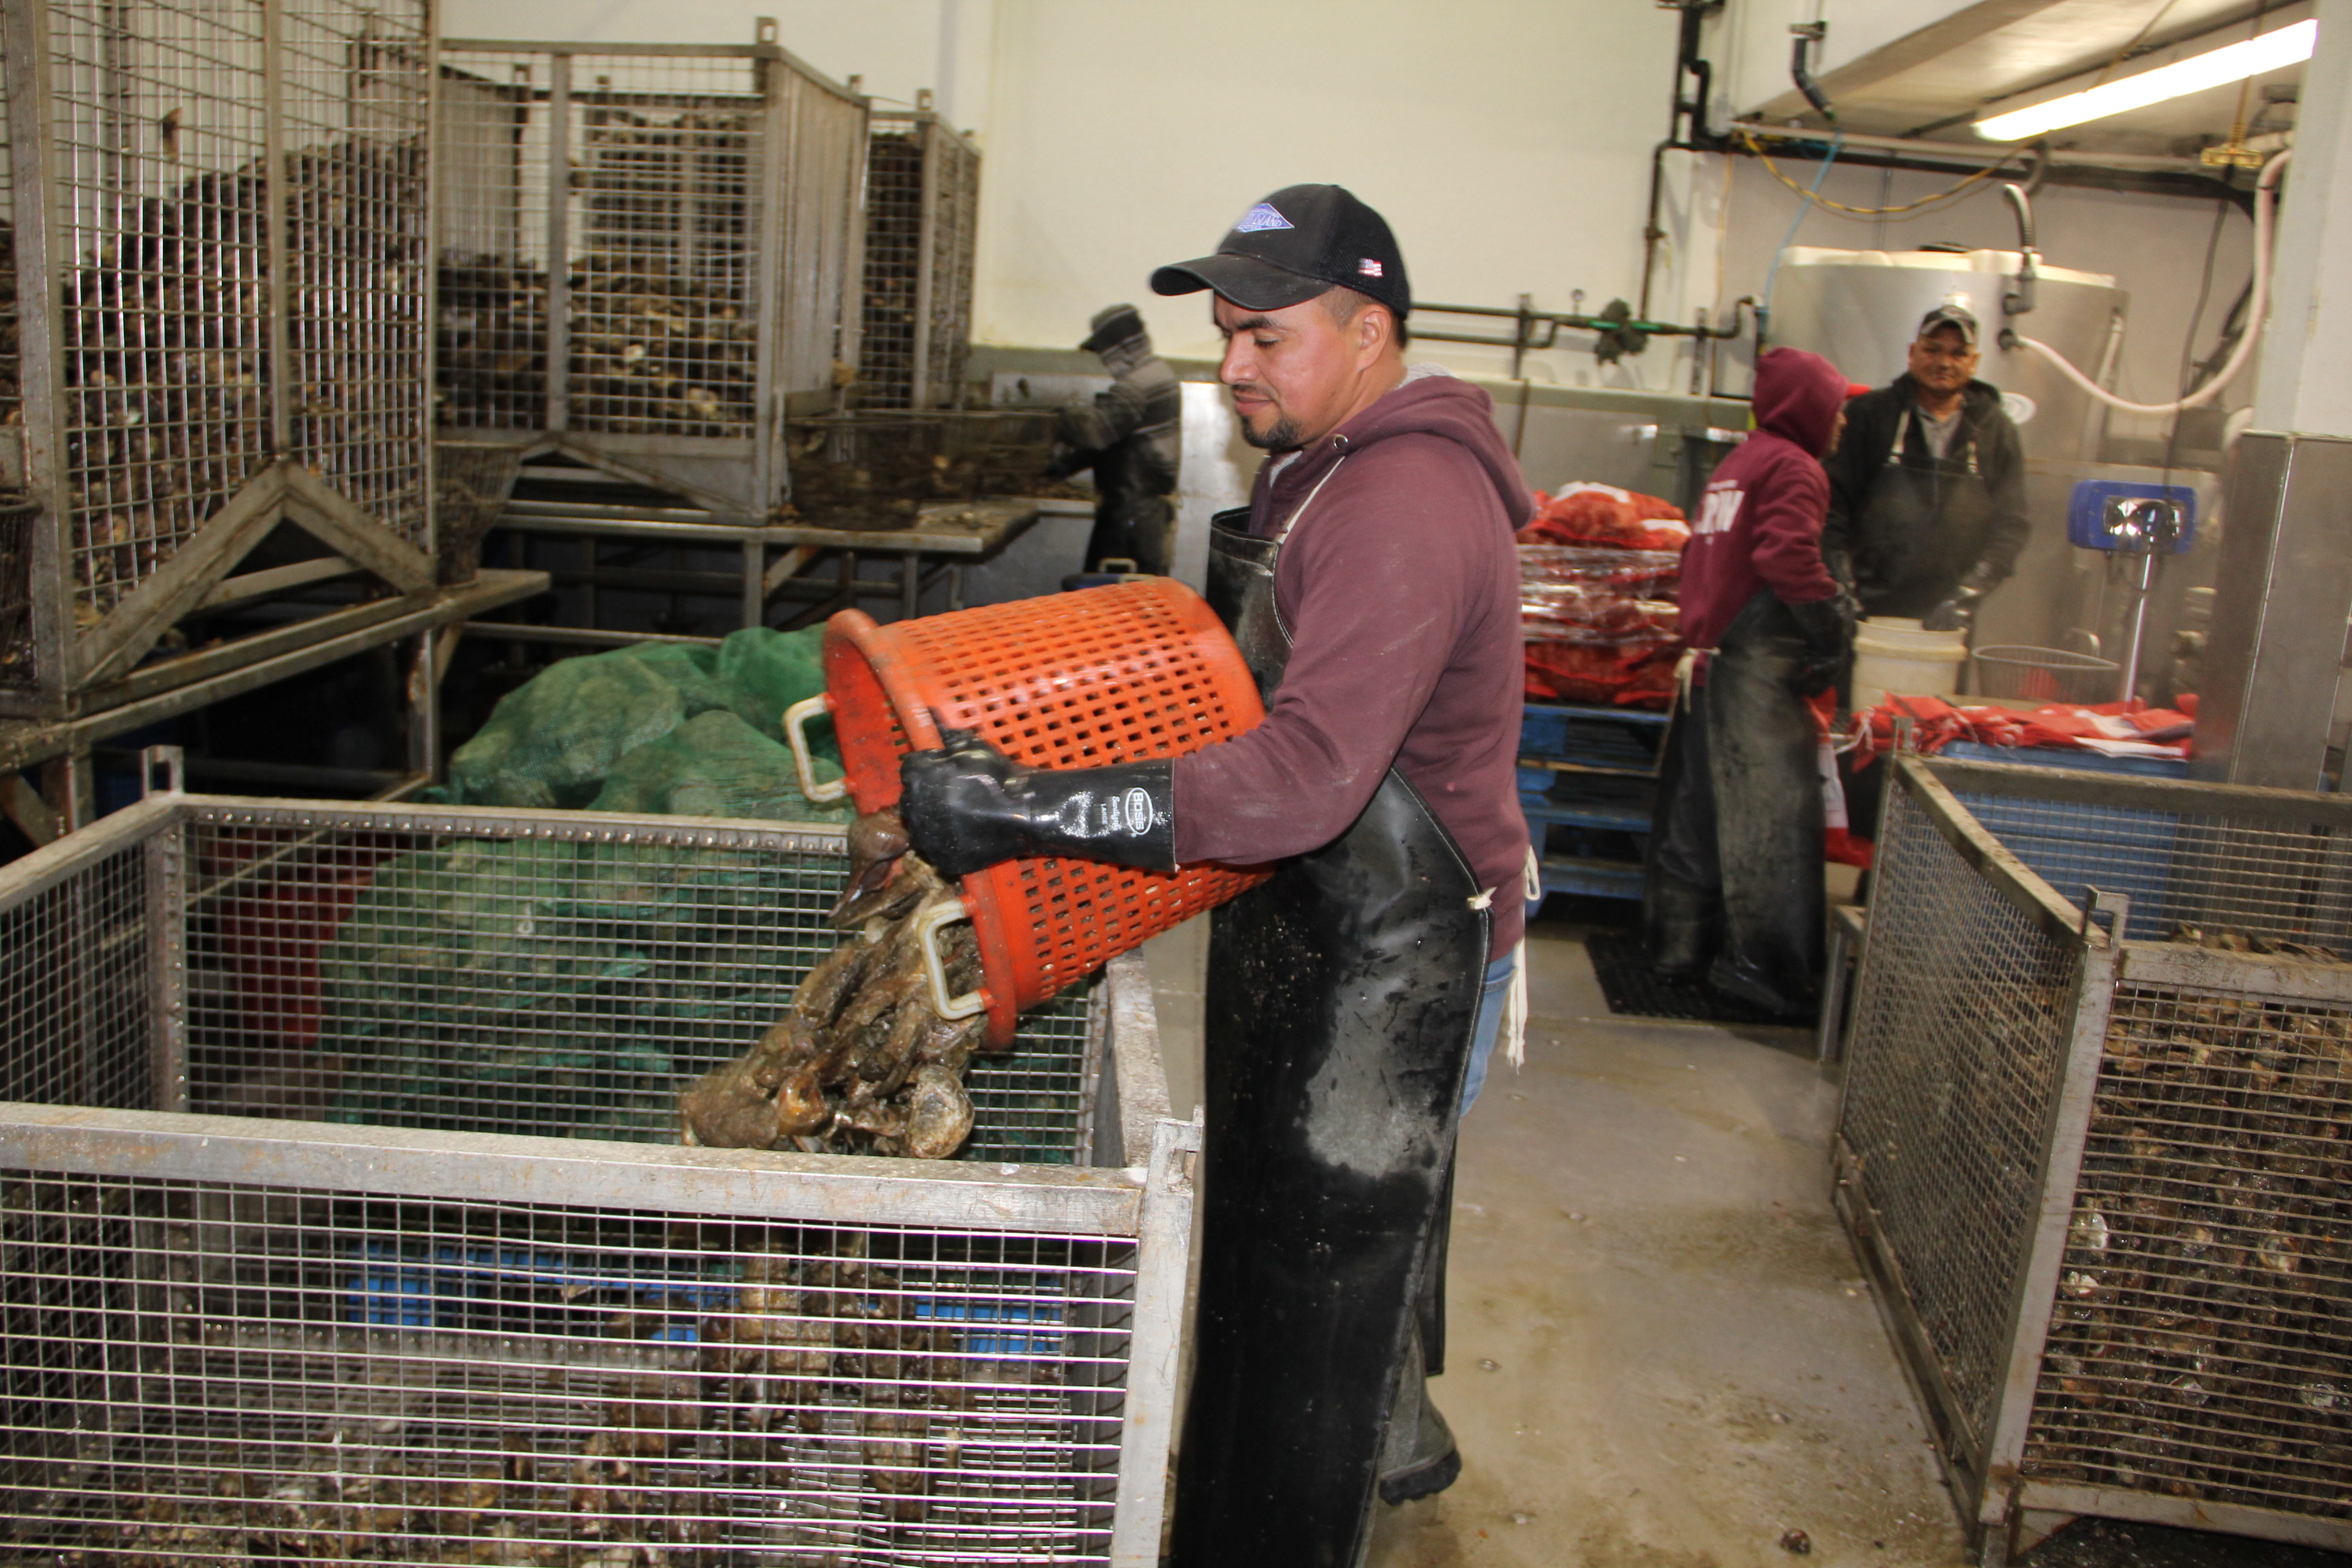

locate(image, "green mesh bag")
(588, 709), (849, 823)
(442, 627), (840, 813)
(318, 836), (834, 1139)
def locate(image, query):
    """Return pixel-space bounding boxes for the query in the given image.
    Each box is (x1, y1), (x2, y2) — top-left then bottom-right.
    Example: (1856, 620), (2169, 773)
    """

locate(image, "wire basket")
(0, 781), (1192, 1565)
(1, 0), (438, 713)
(1838, 754), (2352, 1563)
(1972, 644), (2121, 705)
(435, 26), (868, 520)
(858, 108), (979, 412)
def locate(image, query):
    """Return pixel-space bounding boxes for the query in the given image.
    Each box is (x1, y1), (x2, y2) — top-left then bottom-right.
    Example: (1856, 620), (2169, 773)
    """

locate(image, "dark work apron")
(1169, 501), (1491, 1568)
(1853, 408), (1995, 619)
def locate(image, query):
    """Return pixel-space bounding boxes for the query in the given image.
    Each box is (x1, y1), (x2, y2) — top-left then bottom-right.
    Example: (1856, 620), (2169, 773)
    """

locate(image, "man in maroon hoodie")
(1647, 346), (1855, 1017)
(896, 185), (1530, 1565)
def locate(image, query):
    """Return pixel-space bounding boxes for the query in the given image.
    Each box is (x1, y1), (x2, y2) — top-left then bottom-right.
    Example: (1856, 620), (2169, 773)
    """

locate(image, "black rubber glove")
(898, 725), (1175, 879)
(1820, 546), (1856, 595)
(1921, 563), (1999, 633)
(1786, 591), (1859, 698)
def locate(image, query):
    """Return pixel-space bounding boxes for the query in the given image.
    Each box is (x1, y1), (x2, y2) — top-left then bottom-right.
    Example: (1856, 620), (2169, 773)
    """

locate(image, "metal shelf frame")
(0, 567), (546, 843)
(475, 496), (1041, 647)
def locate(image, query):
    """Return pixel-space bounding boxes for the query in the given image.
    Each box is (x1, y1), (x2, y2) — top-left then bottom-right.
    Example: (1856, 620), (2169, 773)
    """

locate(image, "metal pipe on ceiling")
(1729, 120), (2223, 174)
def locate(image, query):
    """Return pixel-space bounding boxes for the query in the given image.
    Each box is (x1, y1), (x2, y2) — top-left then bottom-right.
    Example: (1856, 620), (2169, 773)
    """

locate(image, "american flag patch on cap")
(1359, 259), (1384, 278)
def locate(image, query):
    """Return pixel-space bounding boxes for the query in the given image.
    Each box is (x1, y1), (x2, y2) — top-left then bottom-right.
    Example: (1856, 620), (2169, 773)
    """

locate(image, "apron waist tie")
(1675, 644), (1719, 709)
(1462, 846), (1542, 1075)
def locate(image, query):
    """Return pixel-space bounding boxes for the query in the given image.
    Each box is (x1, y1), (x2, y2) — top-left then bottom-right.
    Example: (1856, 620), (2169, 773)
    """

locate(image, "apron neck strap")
(1275, 455), (1349, 545)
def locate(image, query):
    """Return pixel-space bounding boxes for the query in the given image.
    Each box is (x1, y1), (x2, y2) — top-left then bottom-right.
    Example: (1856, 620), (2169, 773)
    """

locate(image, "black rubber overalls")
(1169, 504), (1490, 1567)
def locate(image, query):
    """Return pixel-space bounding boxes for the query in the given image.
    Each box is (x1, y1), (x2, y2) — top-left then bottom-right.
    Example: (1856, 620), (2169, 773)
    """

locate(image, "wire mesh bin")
(1838, 753), (2352, 1563)
(435, 24), (869, 522)
(0, 0), (438, 713)
(0, 777), (1193, 1564)
(857, 104), (977, 413)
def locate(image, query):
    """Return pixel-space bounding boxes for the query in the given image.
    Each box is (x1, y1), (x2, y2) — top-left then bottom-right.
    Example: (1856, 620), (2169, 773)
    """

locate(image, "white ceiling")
(1749, 0), (2306, 152)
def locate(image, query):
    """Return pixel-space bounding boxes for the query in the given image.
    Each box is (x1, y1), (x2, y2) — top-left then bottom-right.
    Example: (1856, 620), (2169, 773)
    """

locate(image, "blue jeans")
(1458, 951), (1518, 1116)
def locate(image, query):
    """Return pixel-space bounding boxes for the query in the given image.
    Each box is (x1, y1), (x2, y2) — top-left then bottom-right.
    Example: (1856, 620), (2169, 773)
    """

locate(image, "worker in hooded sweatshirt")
(896, 184), (1530, 1567)
(1646, 346), (1857, 1019)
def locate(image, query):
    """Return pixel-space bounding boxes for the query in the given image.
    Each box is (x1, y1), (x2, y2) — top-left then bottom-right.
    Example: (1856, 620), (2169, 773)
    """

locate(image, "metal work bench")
(0, 569), (548, 840)
(476, 492), (1046, 646)
(1519, 700), (1671, 902)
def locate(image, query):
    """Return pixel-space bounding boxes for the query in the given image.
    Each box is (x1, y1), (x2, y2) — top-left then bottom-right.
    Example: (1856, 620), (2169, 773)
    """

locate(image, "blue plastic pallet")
(1520, 702), (1666, 903)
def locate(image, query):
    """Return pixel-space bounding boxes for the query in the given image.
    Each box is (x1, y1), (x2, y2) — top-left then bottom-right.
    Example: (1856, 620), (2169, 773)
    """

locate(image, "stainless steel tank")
(1771, 248), (2126, 463)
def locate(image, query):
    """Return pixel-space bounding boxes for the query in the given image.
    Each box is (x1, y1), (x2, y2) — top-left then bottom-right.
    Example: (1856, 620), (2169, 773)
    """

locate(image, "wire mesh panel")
(0, 830), (154, 1110)
(279, 3), (431, 549)
(858, 110), (977, 413)
(2, 0), (434, 706)
(0, 1156), (1139, 1562)
(166, 804), (1099, 1163)
(1840, 776), (2084, 1450)
(2025, 978), (2352, 1520)
(1840, 756), (2352, 1558)
(1955, 785), (2352, 947)
(434, 33), (867, 518)
(0, 794), (1191, 1561)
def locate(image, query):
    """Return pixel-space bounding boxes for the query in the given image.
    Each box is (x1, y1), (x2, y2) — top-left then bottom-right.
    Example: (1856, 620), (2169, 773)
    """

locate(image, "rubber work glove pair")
(897, 723), (1175, 879)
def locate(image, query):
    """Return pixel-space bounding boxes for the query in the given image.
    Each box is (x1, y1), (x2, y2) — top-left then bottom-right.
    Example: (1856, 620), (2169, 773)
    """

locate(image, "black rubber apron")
(1854, 409), (1995, 619)
(1169, 502), (1490, 1568)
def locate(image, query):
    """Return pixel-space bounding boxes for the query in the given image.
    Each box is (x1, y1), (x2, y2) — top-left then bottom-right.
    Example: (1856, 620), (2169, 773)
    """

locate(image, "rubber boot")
(1706, 950), (1819, 1022)
(1377, 1322), (1460, 1505)
(1645, 874), (1717, 984)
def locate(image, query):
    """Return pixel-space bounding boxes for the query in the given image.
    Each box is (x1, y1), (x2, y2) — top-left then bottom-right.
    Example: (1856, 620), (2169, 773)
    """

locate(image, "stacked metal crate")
(857, 99), (978, 413)
(0, 0), (442, 715)
(1837, 753), (2352, 1563)
(434, 24), (870, 522)
(0, 764), (1192, 1563)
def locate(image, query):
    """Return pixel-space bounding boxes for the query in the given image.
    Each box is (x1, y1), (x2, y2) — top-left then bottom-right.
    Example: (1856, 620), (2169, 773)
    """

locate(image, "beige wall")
(970, 0), (1682, 374)
(440, 0), (2268, 427)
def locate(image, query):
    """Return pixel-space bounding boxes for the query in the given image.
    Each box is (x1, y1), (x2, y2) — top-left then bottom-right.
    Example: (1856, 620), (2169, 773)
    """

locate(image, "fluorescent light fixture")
(1974, 17), (2317, 141)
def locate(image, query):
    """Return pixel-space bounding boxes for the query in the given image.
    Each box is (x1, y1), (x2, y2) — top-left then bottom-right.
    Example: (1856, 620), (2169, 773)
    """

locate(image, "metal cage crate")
(435, 24), (869, 523)
(1838, 754), (2352, 1563)
(856, 101), (976, 414)
(0, 0), (438, 714)
(0, 771), (1192, 1563)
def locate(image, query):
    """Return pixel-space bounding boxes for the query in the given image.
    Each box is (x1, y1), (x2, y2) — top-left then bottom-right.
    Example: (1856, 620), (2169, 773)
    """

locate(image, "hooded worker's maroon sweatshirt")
(1678, 347), (1845, 656)
(1171, 367), (1533, 958)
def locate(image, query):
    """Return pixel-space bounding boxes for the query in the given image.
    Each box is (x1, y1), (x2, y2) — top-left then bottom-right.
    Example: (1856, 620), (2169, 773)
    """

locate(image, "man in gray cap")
(1047, 303), (1182, 574)
(895, 184), (1531, 1565)
(1821, 303), (2031, 630)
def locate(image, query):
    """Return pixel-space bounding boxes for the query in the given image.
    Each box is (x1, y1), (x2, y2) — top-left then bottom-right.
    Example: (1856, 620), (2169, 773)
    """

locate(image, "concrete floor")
(1137, 905), (2342, 1568)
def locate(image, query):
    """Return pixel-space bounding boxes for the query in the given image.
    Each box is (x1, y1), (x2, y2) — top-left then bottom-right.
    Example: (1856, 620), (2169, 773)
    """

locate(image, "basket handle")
(915, 896), (987, 1019)
(783, 696), (848, 803)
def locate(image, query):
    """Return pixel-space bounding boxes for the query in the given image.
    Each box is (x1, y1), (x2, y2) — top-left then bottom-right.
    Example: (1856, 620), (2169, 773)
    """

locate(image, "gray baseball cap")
(1916, 304), (1979, 347)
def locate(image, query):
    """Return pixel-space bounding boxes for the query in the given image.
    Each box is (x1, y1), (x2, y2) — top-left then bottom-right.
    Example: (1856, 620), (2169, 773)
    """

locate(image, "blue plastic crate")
(912, 1296), (1064, 1357)
(1941, 740), (2187, 780)
(344, 1242), (730, 1335)
(1953, 789), (2178, 940)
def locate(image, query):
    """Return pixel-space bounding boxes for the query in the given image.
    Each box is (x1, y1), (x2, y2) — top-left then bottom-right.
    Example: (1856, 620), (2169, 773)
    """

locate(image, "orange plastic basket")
(787, 580), (1269, 1045)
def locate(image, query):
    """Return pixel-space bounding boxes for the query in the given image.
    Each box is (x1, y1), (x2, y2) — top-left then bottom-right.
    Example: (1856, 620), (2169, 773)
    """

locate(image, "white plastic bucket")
(1852, 617), (1967, 708)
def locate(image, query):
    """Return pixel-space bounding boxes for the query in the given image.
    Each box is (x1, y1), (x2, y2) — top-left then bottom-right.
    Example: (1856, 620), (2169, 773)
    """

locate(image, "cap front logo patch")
(1358, 259), (1384, 278)
(1234, 202), (1293, 233)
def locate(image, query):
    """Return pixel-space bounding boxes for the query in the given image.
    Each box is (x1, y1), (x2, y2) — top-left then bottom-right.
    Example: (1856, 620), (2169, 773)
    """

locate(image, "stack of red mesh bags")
(1518, 485), (1689, 709)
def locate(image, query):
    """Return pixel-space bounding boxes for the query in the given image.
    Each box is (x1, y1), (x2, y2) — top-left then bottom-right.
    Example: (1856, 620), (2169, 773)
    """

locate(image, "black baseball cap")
(1916, 304), (1979, 347)
(1151, 184), (1411, 320)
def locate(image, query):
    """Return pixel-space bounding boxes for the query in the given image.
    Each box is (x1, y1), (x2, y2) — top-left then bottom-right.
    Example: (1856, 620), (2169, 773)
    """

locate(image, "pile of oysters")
(679, 810), (993, 1160)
